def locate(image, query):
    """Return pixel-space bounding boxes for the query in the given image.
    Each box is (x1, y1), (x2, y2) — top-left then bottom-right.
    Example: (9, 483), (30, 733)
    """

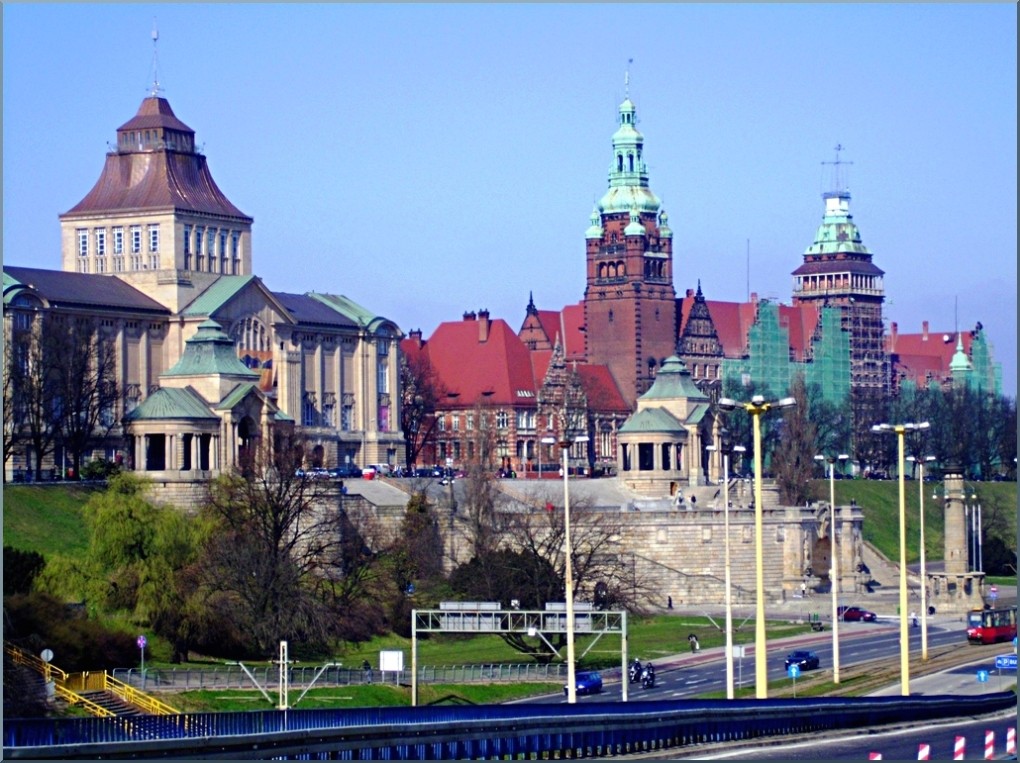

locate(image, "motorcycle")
(640, 664), (656, 689)
(628, 659), (642, 683)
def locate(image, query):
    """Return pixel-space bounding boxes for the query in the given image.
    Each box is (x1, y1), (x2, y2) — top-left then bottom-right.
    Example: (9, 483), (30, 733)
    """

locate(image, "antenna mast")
(625, 58), (633, 98)
(149, 19), (163, 97)
(821, 143), (853, 194)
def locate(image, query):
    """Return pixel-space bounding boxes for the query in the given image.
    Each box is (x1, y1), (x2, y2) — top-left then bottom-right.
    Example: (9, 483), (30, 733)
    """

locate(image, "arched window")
(628, 153), (634, 172)
(617, 155), (623, 172)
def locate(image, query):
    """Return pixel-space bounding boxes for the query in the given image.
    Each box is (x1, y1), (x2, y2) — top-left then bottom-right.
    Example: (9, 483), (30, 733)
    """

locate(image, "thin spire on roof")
(822, 143), (853, 196)
(149, 18), (164, 97)
(625, 57), (633, 98)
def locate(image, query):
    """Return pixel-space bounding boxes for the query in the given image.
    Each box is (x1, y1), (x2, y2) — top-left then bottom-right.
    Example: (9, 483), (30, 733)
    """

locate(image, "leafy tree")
(773, 375), (817, 505)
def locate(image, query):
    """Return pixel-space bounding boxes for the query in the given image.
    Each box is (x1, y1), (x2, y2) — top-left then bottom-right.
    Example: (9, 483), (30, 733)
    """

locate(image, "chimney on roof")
(409, 328), (423, 348)
(478, 309), (491, 343)
(750, 292), (758, 304)
(922, 321), (929, 341)
(463, 311), (476, 321)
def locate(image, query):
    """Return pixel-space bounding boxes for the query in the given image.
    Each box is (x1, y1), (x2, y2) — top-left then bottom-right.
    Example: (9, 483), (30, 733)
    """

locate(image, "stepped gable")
(62, 96), (251, 221)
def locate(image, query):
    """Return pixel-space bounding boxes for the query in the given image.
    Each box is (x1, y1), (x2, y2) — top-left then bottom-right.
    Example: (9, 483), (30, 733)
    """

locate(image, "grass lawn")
(2, 484), (99, 556)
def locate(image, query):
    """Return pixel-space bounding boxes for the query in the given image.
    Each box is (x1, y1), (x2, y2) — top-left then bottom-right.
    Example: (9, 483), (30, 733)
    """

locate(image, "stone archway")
(237, 415), (260, 467)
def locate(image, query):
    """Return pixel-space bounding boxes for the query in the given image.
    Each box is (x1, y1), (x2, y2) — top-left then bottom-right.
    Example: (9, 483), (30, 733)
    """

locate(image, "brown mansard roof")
(62, 97), (251, 221)
(4, 266), (170, 315)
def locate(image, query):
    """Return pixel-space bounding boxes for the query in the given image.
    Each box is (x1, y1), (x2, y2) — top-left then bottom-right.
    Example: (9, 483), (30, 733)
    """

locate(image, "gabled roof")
(3, 266), (170, 315)
(417, 315), (537, 407)
(274, 292), (359, 329)
(575, 364), (631, 413)
(181, 275), (259, 316)
(214, 382), (294, 421)
(310, 292), (392, 332)
(124, 386), (217, 421)
(678, 292), (820, 361)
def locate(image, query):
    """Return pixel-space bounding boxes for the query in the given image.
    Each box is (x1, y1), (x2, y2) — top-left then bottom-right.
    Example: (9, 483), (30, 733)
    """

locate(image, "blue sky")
(4, 4), (1016, 395)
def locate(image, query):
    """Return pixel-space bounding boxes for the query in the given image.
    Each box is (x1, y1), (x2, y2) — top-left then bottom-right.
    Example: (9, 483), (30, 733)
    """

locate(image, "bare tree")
(773, 374), (817, 505)
(400, 350), (444, 468)
(3, 338), (24, 476)
(197, 432), (343, 655)
(52, 319), (119, 477)
(11, 321), (61, 477)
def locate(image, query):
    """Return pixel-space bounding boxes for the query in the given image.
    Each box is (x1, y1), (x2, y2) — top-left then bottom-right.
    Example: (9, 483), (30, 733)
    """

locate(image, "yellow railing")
(5, 641), (178, 716)
(54, 684), (117, 718)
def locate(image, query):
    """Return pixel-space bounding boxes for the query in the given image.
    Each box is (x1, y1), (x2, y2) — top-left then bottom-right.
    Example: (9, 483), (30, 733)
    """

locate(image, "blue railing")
(4, 692), (1015, 759)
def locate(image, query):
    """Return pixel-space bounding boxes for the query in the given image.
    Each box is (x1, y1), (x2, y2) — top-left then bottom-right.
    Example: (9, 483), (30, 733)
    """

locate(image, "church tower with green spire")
(583, 91), (677, 408)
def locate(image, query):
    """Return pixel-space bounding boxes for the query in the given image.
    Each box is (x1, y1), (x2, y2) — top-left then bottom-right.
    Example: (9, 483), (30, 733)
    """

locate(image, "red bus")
(966, 606), (1017, 644)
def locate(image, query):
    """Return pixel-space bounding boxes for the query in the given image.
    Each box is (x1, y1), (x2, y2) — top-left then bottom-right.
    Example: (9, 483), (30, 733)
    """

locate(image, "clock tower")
(583, 95), (677, 408)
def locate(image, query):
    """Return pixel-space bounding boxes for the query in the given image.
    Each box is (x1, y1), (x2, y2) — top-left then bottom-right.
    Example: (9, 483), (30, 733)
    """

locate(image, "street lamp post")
(871, 420), (929, 696)
(708, 440), (746, 699)
(907, 454), (936, 661)
(717, 394), (796, 699)
(814, 453), (848, 684)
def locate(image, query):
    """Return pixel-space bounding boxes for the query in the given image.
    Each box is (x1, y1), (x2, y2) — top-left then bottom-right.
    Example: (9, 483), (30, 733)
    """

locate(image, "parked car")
(837, 605), (877, 622)
(784, 650), (820, 671)
(565, 670), (603, 696)
(330, 465), (363, 479)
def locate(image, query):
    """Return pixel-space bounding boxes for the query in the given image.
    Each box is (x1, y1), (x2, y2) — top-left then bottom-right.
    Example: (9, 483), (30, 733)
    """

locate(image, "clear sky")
(4, 4), (1016, 395)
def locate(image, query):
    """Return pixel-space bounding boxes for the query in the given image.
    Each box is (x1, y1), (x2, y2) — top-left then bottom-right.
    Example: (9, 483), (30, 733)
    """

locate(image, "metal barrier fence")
(5, 691), (1015, 759)
(111, 662), (567, 691)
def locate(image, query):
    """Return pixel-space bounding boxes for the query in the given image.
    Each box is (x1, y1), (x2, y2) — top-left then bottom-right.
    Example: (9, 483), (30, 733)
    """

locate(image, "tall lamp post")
(717, 394), (796, 699)
(814, 453), (848, 684)
(871, 420), (929, 696)
(907, 454), (936, 661)
(707, 439), (746, 699)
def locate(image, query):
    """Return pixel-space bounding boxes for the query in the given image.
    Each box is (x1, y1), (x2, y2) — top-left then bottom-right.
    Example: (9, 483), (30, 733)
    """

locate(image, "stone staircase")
(79, 690), (144, 716)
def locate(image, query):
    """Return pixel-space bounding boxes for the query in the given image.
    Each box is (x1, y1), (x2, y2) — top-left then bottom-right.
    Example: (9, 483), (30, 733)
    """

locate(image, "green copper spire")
(658, 210), (672, 239)
(624, 207), (645, 237)
(598, 96), (661, 215)
(585, 207), (603, 239)
(949, 332), (973, 384)
(804, 190), (870, 256)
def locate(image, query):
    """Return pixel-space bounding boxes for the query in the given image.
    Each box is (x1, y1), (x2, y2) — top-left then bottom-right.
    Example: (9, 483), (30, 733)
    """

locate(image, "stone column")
(942, 468), (968, 575)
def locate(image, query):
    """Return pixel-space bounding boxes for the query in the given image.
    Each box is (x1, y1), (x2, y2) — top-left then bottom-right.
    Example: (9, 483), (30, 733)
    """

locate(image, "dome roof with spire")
(585, 207), (604, 239)
(598, 96), (661, 215)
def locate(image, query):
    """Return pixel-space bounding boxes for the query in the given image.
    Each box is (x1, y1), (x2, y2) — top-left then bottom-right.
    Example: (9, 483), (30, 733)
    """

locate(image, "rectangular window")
(219, 229), (227, 258)
(195, 226), (204, 255)
(341, 404), (353, 431)
(183, 225), (192, 256)
(130, 226), (142, 254)
(377, 359), (389, 394)
(451, 415), (460, 432)
(206, 228), (216, 266)
(149, 253), (159, 270)
(377, 338), (389, 356)
(378, 404), (389, 432)
(95, 228), (106, 257)
(113, 256), (124, 272)
(466, 413), (474, 430)
(148, 224), (159, 253)
(77, 229), (89, 257)
(437, 416), (446, 433)
(113, 227), (124, 254)
(496, 410), (509, 429)
(303, 395), (318, 427)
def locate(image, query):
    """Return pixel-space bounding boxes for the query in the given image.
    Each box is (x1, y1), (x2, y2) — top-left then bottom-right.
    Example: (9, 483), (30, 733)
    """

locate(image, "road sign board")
(994, 654), (1018, 670)
(788, 664), (800, 679)
(989, 585), (998, 600)
(977, 669), (989, 682)
(137, 635), (147, 650)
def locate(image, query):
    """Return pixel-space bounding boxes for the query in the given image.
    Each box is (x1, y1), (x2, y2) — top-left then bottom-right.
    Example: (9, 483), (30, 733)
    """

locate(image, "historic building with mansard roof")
(4, 93), (404, 498)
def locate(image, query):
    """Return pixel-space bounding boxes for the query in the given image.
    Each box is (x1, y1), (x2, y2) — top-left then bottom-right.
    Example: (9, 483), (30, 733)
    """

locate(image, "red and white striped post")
(917, 742), (930, 760)
(1006, 726), (1016, 755)
(984, 729), (995, 760)
(868, 753), (883, 761)
(954, 735), (966, 760)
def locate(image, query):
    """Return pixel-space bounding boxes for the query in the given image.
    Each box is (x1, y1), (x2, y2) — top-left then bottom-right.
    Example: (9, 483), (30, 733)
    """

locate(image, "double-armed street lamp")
(707, 439), (746, 699)
(907, 454), (936, 661)
(717, 394), (796, 699)
(871, 420), (930, 696)
(814, 453), (848, 684)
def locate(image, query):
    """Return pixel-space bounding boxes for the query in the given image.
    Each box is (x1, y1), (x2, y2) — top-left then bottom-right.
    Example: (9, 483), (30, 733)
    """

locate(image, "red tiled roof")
(678, 295), (819, 360)
(417, 316), (537, 408)
(778, 303), (820, 361)
(62, 150), (251, 220)
(561, 303), (586, 360)
(576, 364), (630, 412)
(888, 329), (971, 385)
